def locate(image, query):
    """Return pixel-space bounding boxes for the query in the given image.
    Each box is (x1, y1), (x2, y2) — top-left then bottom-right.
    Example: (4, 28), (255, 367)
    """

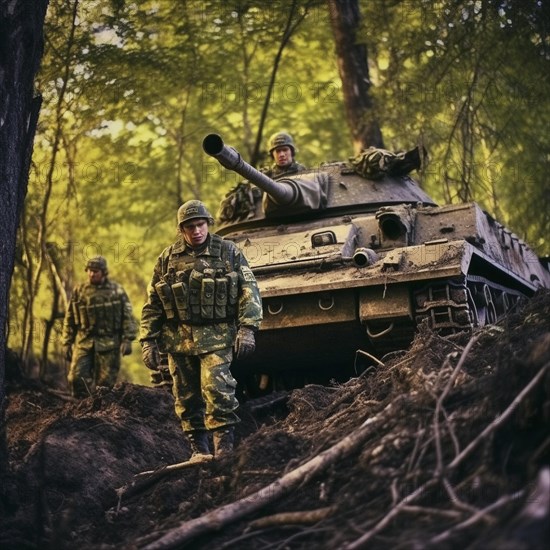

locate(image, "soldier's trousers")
(168, 348), (240, 433)
(67, 346), (121, 398)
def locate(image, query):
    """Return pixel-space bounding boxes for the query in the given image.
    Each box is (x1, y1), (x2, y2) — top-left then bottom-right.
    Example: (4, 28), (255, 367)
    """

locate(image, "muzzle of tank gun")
(352, 247), (379, 267)
(202, 133), (297, 206)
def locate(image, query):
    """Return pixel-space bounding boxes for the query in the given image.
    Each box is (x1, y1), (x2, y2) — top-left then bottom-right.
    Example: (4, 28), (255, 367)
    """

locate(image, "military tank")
(203, 133), (550, 393)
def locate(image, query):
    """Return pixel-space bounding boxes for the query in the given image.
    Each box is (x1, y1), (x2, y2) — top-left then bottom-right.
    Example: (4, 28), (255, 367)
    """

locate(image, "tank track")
(366, 276), (526, 360)
(413, 275), (525, 333)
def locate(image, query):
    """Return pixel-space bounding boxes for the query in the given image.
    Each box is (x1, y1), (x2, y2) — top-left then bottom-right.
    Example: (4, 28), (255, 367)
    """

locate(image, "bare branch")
(139, 403), (393, 549)
(248, 506), (335, 529)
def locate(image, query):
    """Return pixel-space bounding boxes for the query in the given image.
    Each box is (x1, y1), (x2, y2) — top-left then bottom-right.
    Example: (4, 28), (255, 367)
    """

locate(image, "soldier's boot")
(213, 426), (235, 457)
(187, 430), (212, 461)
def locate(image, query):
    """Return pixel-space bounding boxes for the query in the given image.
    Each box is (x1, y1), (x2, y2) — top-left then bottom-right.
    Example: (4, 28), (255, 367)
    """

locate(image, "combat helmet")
(268, 131), (296, 156)
(85, 255), (108, 273)
(177, 200), (215, 227)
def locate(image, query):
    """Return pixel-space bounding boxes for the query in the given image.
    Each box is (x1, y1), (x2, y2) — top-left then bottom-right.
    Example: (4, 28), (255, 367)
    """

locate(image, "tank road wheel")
(471, 283), (498, 326)
(493, 290), (522, 318)
(494, 291), (510, 317)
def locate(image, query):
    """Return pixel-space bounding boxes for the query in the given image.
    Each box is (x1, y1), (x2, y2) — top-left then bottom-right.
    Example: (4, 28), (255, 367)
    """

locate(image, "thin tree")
(21, 0), (80, 367)
(327, 0), (383, 152)
(249, 0), (313, 167)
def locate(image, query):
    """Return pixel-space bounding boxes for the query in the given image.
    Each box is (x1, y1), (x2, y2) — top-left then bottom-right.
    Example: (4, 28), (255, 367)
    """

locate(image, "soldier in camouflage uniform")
(140, 200), (263, 459)
(62, 256), (137, 398)
(264, 131), (306, 178)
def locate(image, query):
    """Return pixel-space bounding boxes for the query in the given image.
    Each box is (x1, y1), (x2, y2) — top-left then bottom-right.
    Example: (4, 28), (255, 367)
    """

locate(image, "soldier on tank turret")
(62, 256), (137, 398)
(204, 133), (328, 219)
(139, 200), (263, 460)
(263, 131), (306, 178)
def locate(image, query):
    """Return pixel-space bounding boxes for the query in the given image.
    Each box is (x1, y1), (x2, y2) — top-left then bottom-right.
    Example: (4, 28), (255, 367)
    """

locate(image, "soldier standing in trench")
(62, 255), (137, 398)
(139, 200), (263, 459)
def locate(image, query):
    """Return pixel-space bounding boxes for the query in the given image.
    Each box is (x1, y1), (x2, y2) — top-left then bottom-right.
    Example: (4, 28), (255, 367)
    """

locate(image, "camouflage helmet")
(85, 255), (108, 273)
(177, 200), (215, 227)
(268, 131), (296, 156)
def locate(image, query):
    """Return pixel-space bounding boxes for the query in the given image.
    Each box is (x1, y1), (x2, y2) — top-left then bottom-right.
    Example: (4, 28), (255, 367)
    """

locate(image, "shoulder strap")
(209, 234), (223, 258)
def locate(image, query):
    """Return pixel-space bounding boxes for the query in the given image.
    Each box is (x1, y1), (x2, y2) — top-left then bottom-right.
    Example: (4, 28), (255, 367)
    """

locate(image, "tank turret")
(202, 133), (550, 397)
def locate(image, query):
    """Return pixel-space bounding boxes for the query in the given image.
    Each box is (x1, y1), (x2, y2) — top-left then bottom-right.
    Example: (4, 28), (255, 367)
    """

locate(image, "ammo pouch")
(86, 302), (96, 329)
(71, 300), (82, 327)
(71, 285), (124, 335)
(77, 302), (89, 329)
(188, 269), (203, 319)
(201, 269), (215, 320)
(157, 268), (240, 324)
(172, 281), (190, 321)
(111, 297), (122, 332)
(226, 271), (239, 318)
(154, 280), (176, 319)
(88, 296), (120, 335)
(94, 299), (108, 333)
(215, 275), (228, 319)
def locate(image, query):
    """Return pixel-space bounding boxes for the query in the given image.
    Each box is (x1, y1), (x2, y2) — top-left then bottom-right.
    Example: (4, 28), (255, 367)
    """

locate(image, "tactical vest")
(154, 235), (239, 325)
(70, 282), (123, 336)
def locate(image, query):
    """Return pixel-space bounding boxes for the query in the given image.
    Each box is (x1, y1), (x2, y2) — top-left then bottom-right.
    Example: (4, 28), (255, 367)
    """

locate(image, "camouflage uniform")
(140, 233), (262, 433)
(264, 159), (307, 179)
(62, 278), (137, 397)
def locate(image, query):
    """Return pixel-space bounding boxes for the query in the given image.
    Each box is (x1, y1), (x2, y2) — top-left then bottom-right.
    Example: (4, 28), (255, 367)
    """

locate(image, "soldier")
(62, 255), (137, 398)
(140, 200), (262, 459)
(265, 131), (306, 177)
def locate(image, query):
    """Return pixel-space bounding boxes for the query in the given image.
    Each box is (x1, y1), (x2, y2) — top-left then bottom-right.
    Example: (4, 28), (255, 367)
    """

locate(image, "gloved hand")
(141, 340), (160, 371)
(234, 326), (256, 359)
(63, 344), (73, 362)
(120, 340), (132, 356)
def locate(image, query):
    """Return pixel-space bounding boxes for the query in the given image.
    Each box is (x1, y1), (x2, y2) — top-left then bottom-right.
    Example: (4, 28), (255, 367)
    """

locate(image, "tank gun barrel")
(202, 133), (296, 206)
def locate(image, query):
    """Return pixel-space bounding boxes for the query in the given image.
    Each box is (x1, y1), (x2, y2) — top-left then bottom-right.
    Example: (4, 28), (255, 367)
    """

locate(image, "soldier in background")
(264, 131), (306, 178)
(62, 256), (137, 398)
(140, 200), (262, 459)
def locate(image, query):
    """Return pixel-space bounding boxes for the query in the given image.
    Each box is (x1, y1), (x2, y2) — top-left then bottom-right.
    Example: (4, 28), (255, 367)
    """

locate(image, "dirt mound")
(1, 291), (549, 549)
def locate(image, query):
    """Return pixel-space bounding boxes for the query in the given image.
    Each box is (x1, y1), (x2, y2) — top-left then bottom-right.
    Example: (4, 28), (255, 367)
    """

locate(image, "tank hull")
(228, 205), (549, 392)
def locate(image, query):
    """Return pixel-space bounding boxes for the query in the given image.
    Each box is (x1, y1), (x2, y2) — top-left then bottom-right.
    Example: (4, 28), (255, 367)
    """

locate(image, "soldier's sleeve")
(139, 256), (166, 341)
(232, 244), (263, 330)
(61, 286), (78, 346)
(119, 285), (138, 342)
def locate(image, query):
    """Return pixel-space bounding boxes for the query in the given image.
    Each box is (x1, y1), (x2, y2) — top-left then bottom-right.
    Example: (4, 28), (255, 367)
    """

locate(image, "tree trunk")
(327, 0), (384, 152)
(0, 0), (49, 470)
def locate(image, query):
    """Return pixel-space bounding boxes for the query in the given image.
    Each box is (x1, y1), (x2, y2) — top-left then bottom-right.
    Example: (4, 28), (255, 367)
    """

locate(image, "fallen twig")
(343, 362), (550, 550)
(427, 489), (524, 546)
(434, 335), (480, 473)
(115, 455), (213, 503)
(135, 455), (213, 478)
(44, 388), (78, 402)
(138, 401), (396, 549)
(247, 506), (335, 529)
(448, 362), (549, 469)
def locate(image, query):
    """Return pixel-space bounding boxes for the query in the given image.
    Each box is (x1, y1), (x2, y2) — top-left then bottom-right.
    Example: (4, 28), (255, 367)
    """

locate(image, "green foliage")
(364, 0), (549, 252)
(9, 0), (549, 378)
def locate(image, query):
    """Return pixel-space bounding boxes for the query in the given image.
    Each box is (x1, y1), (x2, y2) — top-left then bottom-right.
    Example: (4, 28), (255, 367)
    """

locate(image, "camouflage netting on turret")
(351, 145), (428, 180)
(218, 182), (262, 223)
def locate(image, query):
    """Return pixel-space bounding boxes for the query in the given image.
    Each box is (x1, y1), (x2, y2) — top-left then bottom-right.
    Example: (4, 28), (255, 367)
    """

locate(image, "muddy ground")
(1, 291), (549, 550)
